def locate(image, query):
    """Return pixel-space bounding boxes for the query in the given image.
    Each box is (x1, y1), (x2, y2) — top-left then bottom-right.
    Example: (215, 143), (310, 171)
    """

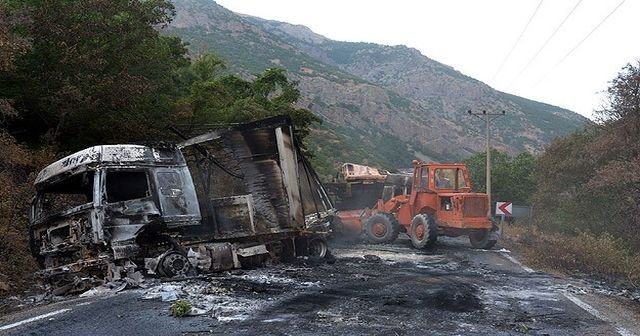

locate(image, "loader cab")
(410, 161), (477, 219)
(412, 161), (471, 194)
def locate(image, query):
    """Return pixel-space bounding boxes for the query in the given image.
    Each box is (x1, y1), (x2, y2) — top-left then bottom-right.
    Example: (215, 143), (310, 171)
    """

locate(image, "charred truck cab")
(29, 117), (334, 283)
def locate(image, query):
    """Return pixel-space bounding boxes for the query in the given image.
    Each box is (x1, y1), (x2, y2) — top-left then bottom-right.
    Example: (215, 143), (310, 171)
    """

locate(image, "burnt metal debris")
(28, 116), (334, 288)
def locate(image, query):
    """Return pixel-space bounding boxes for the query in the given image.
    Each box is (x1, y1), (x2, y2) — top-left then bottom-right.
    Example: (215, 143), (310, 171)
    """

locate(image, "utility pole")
(467, 109), (505, 216)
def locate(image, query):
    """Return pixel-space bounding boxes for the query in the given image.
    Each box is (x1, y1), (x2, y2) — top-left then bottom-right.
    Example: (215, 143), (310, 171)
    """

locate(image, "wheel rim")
(415, 223), (425, 240)
(309, 239), (328, 258)
(160, 252), (190, 277)
(372, 222), (388, 237)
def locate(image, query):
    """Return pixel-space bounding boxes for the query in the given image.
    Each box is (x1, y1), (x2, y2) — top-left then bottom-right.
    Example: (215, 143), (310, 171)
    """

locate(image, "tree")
(463, 149), (536, 206)
(532, 129), (603, 233)
(179, 56), (320, 146)
(531, 61), (640, 248)
(595, 61), (640, 126)
(0, 0), (190, 150)
(0, 2), (29, 120)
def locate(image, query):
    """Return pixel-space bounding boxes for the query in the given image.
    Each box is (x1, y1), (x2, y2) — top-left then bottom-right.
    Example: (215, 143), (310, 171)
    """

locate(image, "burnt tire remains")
(410, 213), (438, 249)
(364, 213), (399, 243)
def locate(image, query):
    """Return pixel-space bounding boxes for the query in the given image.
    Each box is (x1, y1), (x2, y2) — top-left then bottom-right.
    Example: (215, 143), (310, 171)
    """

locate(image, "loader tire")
(410, 213), (438, 249)
(468, 228), (497, 249)
(364, 213), (399, 244)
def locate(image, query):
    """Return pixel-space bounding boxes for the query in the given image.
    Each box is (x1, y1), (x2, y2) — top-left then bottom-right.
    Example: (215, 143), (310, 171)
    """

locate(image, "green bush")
(170, 299), (192, 317)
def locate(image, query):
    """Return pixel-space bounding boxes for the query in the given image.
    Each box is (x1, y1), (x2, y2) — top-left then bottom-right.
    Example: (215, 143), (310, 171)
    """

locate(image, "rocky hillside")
(165, 0), (589, 177)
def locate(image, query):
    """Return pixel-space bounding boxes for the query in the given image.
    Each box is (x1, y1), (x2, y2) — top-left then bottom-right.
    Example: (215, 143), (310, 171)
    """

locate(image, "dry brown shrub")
(503, 224), (640, 287)
(0, 132), (54, 296)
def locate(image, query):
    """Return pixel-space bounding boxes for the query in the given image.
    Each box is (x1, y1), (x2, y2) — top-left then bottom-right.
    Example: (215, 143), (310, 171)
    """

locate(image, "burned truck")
(28, 117), (334, 282)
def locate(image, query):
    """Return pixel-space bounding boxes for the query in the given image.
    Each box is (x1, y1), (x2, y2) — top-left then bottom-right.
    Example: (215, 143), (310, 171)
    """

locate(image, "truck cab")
(29, 145), (201, 276)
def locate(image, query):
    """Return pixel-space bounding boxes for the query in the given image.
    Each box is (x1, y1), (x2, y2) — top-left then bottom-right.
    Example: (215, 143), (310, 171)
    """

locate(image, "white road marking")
(563, 293), (636, 336)
(497, 251), (635, 336)
(500, 252), (535, 273)
(0, 308), (72, 331)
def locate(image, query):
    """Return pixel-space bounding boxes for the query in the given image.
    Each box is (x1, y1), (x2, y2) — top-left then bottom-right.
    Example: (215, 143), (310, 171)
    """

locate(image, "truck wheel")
(308, 238), (328, 258)
(468, 228), (497, 249)
(410, 214), (438, 249)
(364, 213), (399, 243)
(157, 251), (191, 277)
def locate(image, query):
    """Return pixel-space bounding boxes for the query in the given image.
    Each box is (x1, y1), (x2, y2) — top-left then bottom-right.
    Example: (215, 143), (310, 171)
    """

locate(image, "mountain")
(165, 0), (589, 177)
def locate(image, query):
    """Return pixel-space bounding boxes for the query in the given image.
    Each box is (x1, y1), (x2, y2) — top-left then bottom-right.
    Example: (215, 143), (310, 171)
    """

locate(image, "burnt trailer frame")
(28, 116), (334, 281)
(177, 116), (333, 243)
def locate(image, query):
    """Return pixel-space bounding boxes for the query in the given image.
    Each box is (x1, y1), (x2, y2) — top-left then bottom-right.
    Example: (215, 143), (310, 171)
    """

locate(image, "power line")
(509, 0), (583, 87)
(492, 0), (544, 82)
(553, 0), (626, 69)
(532, 0), (627, 88)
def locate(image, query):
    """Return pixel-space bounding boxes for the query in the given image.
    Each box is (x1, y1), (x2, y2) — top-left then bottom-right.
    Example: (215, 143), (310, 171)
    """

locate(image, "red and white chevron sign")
(495, 201), (512, 216)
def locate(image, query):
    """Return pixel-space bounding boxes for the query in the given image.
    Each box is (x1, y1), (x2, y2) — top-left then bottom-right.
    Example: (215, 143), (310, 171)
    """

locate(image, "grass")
(502, 223), (640, 288)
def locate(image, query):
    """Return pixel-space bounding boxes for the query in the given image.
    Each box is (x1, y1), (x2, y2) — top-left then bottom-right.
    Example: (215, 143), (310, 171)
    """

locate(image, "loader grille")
(463, 196), (487, 217)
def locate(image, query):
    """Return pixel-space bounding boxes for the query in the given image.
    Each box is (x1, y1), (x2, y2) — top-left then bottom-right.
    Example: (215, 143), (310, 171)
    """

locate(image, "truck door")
(154, 167), (201, 227)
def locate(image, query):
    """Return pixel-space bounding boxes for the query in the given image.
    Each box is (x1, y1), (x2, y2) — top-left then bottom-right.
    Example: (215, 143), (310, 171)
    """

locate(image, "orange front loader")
(336, 160), (498, 249)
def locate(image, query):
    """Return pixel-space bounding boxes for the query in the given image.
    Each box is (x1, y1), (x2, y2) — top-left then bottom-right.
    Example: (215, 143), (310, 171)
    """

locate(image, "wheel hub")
(373, 222), (387, 237)
(415, 224), (425, 240)
(159, 252), (190, 277)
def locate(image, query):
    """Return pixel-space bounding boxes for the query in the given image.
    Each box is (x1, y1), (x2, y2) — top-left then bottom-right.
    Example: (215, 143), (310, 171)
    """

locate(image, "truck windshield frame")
(35, 171), (95, 220)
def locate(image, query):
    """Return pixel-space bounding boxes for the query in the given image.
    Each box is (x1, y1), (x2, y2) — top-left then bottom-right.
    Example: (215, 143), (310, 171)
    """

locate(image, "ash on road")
(2, 237), (639, 336)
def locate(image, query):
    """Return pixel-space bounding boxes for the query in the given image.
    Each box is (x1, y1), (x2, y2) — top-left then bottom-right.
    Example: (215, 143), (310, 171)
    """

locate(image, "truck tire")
(410, 214), (438, 249)
(468, 228), (497, 249)
(308, 238), (328, 258)
(364, 213), (399, 244)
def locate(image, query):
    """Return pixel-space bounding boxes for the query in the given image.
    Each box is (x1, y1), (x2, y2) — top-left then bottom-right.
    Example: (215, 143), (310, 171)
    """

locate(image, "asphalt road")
(2, 237), (639, 336)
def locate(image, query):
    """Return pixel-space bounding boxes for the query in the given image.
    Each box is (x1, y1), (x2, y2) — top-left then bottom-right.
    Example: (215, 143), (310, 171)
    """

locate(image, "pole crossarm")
(467, 110), (506, 116)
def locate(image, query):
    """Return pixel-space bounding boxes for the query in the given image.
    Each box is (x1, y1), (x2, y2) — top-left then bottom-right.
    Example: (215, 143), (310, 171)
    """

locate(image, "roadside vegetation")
(0, 136), (53, 293)
(503, 225), (640, 287)
(462, 149), (536, 206)
(523, 61), (640, 286)
(465, 62), (640, 286)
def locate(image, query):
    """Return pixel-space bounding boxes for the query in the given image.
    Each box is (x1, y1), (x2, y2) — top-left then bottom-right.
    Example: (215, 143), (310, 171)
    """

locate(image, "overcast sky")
(215, 0), (639, 119)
